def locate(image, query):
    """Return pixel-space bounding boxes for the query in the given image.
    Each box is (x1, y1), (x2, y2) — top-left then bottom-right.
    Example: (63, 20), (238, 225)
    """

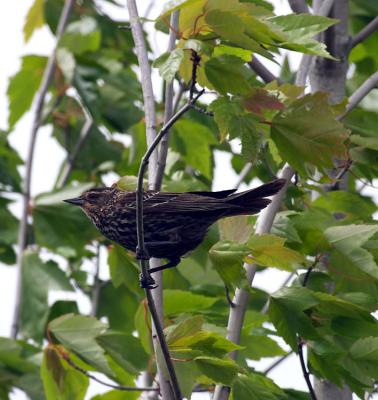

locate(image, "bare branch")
(234, 163), (252, 189)
(248, 58), (280, 84)
(11, 0), (75, 339)
(155, 11), (180, 189)
(287, 0), (309, 14)
(151, 11), (180, 400)
(213, 165), (294, 400)
(90, 243), (101, 317)
(127, 0), (158, 190)
(295, 0), (335, 87)
(127, 2), (181, 399)
(339, 71), (378, 119)
(350, 17), (378, 49)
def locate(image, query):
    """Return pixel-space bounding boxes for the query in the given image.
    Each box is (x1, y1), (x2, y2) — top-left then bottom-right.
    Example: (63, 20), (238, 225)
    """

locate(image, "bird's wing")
(118, 191), (238, 213)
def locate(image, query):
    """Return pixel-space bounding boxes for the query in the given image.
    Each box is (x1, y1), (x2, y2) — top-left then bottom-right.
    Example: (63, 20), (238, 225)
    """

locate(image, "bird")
(64, 178), (286, 288)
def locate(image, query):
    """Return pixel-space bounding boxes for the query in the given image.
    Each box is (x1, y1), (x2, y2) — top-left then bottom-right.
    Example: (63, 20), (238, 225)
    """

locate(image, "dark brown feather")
(64, 179), (286, 262)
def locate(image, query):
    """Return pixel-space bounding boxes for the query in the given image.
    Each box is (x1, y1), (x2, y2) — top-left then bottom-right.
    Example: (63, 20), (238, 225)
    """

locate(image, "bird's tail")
(225, 179), (286, 215)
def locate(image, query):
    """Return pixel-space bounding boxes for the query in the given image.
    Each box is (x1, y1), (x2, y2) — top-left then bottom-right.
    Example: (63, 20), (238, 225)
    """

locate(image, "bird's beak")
(63, 197), (84, 206)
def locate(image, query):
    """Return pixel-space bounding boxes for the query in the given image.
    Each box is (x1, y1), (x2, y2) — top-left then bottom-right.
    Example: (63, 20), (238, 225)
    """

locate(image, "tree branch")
(11, 0), (75, 339)
(135, 93), (203, 400)
(90, 243), (101, 318)
(287, 0), (310, 14)
(248, 58), (280, 84)
(155, 11), (180, 190)
(339, 71), (378, 119)
(127, 0), (158, 190)
(126, 2), (181, 399)
(213, 165), (294, 400)
(350, 17), (378, 50)
(150, 11), (179, 400)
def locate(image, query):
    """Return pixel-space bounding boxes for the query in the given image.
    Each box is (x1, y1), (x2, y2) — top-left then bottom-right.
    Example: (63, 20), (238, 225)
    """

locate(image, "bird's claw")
(139, 273), (158, 289)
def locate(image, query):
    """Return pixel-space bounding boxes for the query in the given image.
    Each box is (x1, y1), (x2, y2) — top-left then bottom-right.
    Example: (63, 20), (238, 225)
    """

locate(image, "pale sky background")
(0, 1), (374, 399)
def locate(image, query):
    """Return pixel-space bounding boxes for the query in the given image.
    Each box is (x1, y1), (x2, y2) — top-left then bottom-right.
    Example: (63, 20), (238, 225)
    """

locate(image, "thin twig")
(296, 258), (321, 400)
(350, 17), (378, 49)
(263, 351), (294, 374)
(248, 58), (280, 84)
(298, 338), (317, 400)
(136, 94), (204, 400)
(60, 351), (159, 392)
(11, 0), (75, 339)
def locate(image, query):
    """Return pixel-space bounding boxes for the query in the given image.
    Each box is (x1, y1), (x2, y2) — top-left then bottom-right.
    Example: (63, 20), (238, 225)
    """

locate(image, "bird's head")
(64, 187), (116, 221)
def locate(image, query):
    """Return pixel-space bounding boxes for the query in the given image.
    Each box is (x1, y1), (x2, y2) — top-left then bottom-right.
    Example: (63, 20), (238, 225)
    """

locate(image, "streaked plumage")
(64, 179), (286, 270)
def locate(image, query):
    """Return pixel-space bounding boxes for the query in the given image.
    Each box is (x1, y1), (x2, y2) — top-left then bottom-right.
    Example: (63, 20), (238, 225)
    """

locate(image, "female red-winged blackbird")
(64, 179), (286, 287)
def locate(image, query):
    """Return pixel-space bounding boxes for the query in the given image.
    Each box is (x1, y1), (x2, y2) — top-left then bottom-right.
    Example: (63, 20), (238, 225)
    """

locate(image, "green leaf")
(205, 9), (274, 60)
(209, 97), (261, 162)
(209, 240), (249, 286)
(173, 119), (217, 178)
(154, 48), (184, 83)
(49, 314), (113, 376)
(247, 234), (306, 271)
(20, 251), (72, 341)
(7, 55), (47, 128)
(166, 315), (205, 344)
(269, 287), (319, 350)
(232, 373), (286, 400)
(194, 356), (239, 385)
(91, 391), (139, 400)
(97, 282), (139, 334)
(108, 245), (139, 293)
(59, 17), (101, 55)
(350, 134), (378, 151)
(164, 290), (218, 316)
(239, 334), (285, 361)
(96, 332), (148, 375)
(134, 301), (153, 355)
(205, 56), (252, 95)
(325, 224), (378, 279)
(271, 92), (349, 176)
(169, 330), (243, 358)
(32, 185), (98, 256)
(0, 338), (39, 374)
(41, 347), (89, 400)
(268, 14), (337, 58)
(23, 0), (44, 42)
(331, 317), (378, 338)
(0, 132), (23, 192)
(313, 191), (377, 222)
(350, 337), (378, 361)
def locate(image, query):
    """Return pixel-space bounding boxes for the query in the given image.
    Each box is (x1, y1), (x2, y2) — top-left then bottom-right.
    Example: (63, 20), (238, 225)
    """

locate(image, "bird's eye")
(86, 193), (100, 202)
